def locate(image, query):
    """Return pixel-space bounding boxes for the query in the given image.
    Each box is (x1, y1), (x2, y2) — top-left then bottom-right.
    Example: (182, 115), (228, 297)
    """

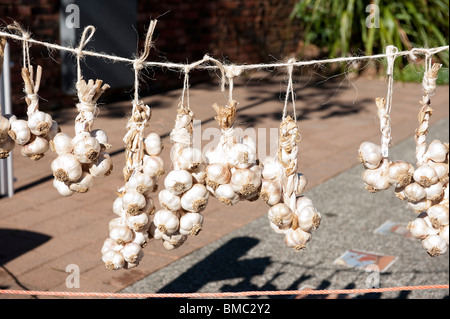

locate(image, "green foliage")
(290, 0), (449, 80)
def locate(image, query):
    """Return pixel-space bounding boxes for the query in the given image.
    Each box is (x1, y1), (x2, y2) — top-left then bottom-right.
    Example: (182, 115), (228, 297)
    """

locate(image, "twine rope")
(282, 58), (296, 122)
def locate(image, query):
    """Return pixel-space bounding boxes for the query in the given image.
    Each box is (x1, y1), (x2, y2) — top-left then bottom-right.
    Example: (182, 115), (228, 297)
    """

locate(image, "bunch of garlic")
(149, 106), (208, 250)
(262, 115), (321, 251)
(51, 79), (112, 196)
(204, 100), (261, 206)
(102, 130), (164, 270)
(4, 66), (60, 161)
(0, 115), (16, 159)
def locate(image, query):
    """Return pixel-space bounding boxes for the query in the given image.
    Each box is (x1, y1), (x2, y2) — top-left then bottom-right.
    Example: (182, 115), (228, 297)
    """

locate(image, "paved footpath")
(0, 71), (448, 299)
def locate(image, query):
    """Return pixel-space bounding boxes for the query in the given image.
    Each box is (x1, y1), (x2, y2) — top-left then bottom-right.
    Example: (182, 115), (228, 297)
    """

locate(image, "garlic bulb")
(191, 163), (207, 184)
(205, 163), (232, 191)
(269, 221), (291, 234)
(388, 161), (414, 188)
(407, 199), (432, 214)
(284, 228), (312, 251)
(404, 182), (427, 203)
(179, 212), (204, 236)
(153, 209), (180, 235)
(228, 143), (256, 169)
(426, 204), (449, 229)
(69, 171), (95, 193)
(121, 243), (143, 264)
(422, 234), (448, 256)
(440, 225), (449, 246)
(268, 203), (293, 228)
(51, 132), (73, 155)
(176, 147), (203, 171)
(143, 155), (165, 177)
(109, 225), (134, 245)
(9, 119), (31, 145)
(260, 179), (282, 206)
(230, 168), (262, 197)
(144, 132), (163, 156)
(126, 172), (155, 194)
(413, 164), (439, 187)
(126, 212), (150, 232)
(162, 232), (187, 250)
(295, 196), (314, 214)
(296, 205), (321, 232)
(90, 129), (110, 149)
(88, 152), (113, 178)
(361, 159), (392, 193)
(423, 139), (449, 163)
(358, 142), (383, 169)
(43, 120), (61, 142)
(407, 217), (439, 239)
(164, 169), (193, 195)
(113, 197), (125, 216)
(262, 157), (283, 180)
(53, 179), (74, 197)
(159, 189), (182, 212)
(21, 135), (49, 160)
(214, 184), (240, 205)
(102, 250), (125, 270)
(51, 153), (83, 183)
(0, 135), (15, 159)
(180, 183), (209, 213)
(72, 134), (101, 163)
(0, 116), (10, 143)
(101, 238), (123, 255)
(427, 161), (449, 184)
(122, 190), (147, 215)
(27, 111), (53, 136)
(424, 182), (445, 202)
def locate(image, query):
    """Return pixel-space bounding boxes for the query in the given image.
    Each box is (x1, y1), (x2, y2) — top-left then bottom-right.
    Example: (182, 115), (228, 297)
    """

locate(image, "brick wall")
(1, 0), (302, 116)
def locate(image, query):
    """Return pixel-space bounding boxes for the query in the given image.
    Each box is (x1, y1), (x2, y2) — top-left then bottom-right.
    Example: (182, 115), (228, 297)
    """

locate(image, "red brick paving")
(0, 71), (448, 299)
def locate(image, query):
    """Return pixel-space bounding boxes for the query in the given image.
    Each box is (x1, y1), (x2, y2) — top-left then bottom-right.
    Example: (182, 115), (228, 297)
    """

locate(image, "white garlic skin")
(21, 136), (49, 160)
(51, 153), (83, 183)
(9, 119), (31, 145)
(427, 161), (449, 184)
(205, 163), (232, 190)
(101, 238), (123, 255)
(214, 183), (240, 205)
(388, 161), (414, 188)
(423, 140), (448, 163)
(424, 182), (445, 202)
(126, 212), (150, 232)
(413, 164), (439, 187)
(295, 196), (314, 214)
(361, 159), (392, 192)
(109, 225), (134, 245)
(180, 184), (209, 213)
(260, 179), (282, 206)
(269, 221), (291, 234)
(126, 172), (155, 194)
(27, 111), (53, 136)
(72, 135), (101, 163)
(69, 171), (94, 193)
(297, 205), (321, 232)
(176, 147), (203, 171)
(179, 212), (204, 236)
(90, 129), (109, 147)
(407, 199), (432, 214)
(440, 225), (449, 246)
(230, 168), (262, 197)
(228, 143), (256, 169)
(0, 135), (15, 159)
(358, 142), (382, 169)
(51, 132), (74, 155)
(144, 132), (163, 156)
(407, 218), (439, 240)
(164, 169), (193, 195)
(43, 120), (60, 142)
(89, 152), (113, 177)
(113, 196), (125, 216)
(422, 234), (448, 257)
(284, 228), (312, 251)
(143, 155), (165, 177)
(404, 182), (427, 203)
(153, 209), (180, 235)
(159, 189), (182, 211)
(102, 250), (125, 270)
(0, 116), (11, 143)
(268, 203), (293, 228)
(426, 204), (449, 229)
(121, 242), (143, 264)
(121, 190), (147, 215)
(53, 179), (74, 197)
(262, 157), (283, 181)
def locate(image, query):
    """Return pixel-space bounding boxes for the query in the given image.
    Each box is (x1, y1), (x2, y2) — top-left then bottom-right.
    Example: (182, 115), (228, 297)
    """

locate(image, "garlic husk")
(424, 182), (445, 202)
(27, 111), (53, 136)
(180, 183), (209, 213)
(126, 172), (155, 194)
(191, 163), (207, 184)
(20, 136), (49, 160)
(179, 212), (204, 236)
(423, 139), (449, 163)
(422, 234), (448, 257)
(440, 225), (449, 246)
(121, 190), (147, 215)
(51, 153), (83, 183)
(205, 163), (232, 191)
(141, 196), (155, 215)
(162, 232), (187, 250)
(153, 209), (180, 235)
(413, 164), (439, 187)
(407, 199), (432, 214)
(113, 197), (125, 216)
(0, 116), (11, 143)
(88, 152), (113, 177)
(361, 159), (392, 193)
(144, 132), (163, 156)
(159, 189), (182, 212)
(0, 135), (15, 159)
(358, 142), (383, 169)
(296, 173), (308, 195)
(262, 157), (283, 181)
(133, 230), (149, 248)
(297, 205), (321, 232)
(102, 250), (125, 270)
(90, 129), (109, 149)
(176, 147), (203, 171)
(426, 204), (449, 229)
(109, 225), (134, 245)
(72, 134), (101, 163)
(43, 120), (61, 142)
(148, 222), (164, 240)
(214, 183), (240, 205)
(126, 211), (150, 232)
(388, 161), (414, 188)
(52, 179), (74, 197)
(51, 132), (73, 155)
(260, 179), (282, 206)
(284, 228), (312, 251)
(407, 217), (439, 239)
(69, 171), (94, 193)
(164, 169), (193, 195)
(143, 155), (165, 177)
(404, 182), (427, 203)
(9, 119), (31, 145)
(268, 203), (293, 228)
(228, 143), (256, 169)
(121, 242), (143, 264)
(269, 221), (291, 234)
(230, 168), (262, 197)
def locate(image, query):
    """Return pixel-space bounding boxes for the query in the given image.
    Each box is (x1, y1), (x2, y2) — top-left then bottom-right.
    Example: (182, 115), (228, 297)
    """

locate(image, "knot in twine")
(76, 101), (96, 113)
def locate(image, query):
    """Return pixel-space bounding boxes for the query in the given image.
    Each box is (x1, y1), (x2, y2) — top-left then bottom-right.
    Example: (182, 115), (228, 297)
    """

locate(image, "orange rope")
(0, 285), (448, 298)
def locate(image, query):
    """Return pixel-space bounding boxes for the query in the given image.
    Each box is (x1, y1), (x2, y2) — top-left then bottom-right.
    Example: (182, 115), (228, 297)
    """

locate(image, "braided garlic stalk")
(149, 103), (208, 250)
(262, 115), (321, 251)
(204, 100), (261, 205)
